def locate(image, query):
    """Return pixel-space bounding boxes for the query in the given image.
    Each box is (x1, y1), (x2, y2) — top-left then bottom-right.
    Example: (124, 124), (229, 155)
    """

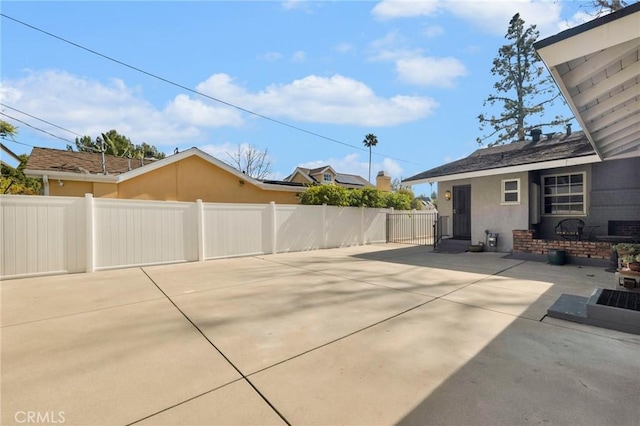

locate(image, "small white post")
(85, 193), (94, 273)
(270, 201), (277, 254)
(360, 206), (365, 245)
(196, 199), (204, 262)
(322, 204), (328, 249)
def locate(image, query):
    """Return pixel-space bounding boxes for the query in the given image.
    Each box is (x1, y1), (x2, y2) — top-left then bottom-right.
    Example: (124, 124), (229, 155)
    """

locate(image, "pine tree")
(477, 13), (569, 146)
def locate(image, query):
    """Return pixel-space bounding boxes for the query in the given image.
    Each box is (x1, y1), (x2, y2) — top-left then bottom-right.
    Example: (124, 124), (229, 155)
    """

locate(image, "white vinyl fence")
(1, 195), (389, 279)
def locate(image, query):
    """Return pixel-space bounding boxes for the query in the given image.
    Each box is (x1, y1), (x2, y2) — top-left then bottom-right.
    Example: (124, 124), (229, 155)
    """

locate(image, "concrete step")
(547, 288), (640, 335)
(436, 238), (471, 254)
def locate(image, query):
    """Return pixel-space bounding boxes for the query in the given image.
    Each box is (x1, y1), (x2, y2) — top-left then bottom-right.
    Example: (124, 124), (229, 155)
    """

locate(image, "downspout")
(42, 174), (50, 196)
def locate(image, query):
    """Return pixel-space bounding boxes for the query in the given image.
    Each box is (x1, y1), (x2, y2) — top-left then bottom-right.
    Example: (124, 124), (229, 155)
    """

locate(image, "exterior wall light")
(444, 190), (451, 201)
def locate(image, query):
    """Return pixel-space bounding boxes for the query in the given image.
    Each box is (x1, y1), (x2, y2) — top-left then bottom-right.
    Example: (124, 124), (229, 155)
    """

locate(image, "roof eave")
(24, 169), (119, 183)
(402, 154), (602, 185)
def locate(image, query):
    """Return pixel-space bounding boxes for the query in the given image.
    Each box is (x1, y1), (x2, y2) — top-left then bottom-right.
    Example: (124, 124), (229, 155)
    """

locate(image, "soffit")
(535, 4), (640, 160)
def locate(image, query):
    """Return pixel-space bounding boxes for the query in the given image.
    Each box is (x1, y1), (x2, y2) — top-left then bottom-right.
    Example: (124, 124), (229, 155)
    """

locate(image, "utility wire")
(0, 103), (84, 138)
(0, 13), (423, 166)
(1, 135), (36, 148)
(0, 112), (76, 145)
(1, 105), (100, 152)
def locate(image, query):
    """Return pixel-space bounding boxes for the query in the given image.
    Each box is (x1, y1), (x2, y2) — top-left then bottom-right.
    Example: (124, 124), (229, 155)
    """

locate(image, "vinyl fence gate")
(386, 212), (437, 246)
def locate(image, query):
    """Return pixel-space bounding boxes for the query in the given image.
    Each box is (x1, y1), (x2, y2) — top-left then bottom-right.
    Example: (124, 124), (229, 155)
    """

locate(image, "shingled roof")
(285, 166), (372, 187)
(26, 147), (150, 175)
(404, 131), (597, 184)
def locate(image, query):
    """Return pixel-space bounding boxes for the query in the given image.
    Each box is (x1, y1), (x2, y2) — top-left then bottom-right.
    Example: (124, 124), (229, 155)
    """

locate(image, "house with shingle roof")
(404, 3), (640, 254)
(284, 165), (391, 191)
(24, 147), (303, 204)
(403, 129), (640, 252)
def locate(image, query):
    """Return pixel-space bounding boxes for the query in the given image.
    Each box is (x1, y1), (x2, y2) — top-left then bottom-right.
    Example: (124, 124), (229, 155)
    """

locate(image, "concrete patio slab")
(168, 272), (433, 374)
(442, 279), (558, 320)
(144, 256), (306, 296)
(2, 243), (638, 426)
(250, 298), (639, 426)
(136, 380), (286, 426)
(1, 298), (241, 425)
(1, 268), (164, 326)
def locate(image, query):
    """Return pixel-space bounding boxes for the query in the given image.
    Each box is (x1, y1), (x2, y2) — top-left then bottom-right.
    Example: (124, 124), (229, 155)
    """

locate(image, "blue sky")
(1, 1), (596, 195)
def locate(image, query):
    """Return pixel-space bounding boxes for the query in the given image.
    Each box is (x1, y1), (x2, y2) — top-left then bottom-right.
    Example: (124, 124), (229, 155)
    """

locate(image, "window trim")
(323, 173), (332, 182)
(541, 171), (586, 216)
(501, 178), (521, 205)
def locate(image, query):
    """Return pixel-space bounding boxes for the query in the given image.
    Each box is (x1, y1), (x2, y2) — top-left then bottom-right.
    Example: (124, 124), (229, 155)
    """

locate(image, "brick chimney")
(376, 171), (391, 192)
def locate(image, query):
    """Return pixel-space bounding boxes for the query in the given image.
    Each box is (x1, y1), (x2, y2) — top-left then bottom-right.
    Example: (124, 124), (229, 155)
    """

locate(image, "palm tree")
(362, 133), (378, 182)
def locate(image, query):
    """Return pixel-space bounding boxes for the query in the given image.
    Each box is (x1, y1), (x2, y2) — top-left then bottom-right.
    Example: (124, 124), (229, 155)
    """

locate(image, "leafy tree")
(0, 120), (41, 194)
(590, 0), (628, 12)
(477, 13), (569, 146)
(350, 187), (386, 208)
(0, 120), (18, 139)
(298, 184), (412, 209)
(1, 154), (42, 195)
(298, 184), (351, 206)
(362, 133), (378, 182)
(384, 191), (412, 210)
(226, 144), (273, 179)
(67, 130), (166, 159)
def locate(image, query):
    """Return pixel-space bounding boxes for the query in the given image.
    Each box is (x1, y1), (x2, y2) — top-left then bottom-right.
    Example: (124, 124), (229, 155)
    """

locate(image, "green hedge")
(298, 184), (412, 210)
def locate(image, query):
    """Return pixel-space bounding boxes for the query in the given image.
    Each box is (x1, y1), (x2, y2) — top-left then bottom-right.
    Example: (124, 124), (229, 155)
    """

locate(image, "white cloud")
(259, 51), (284, 62)
(0, 70), (211, 146)
(423, 25), (444, 38)
(333, 42), (354, 54)
(396, 56), (468, 87)
(368, 32), (467, 88)
(372, 0), (441, 19)
(1, 69), (437, 151)
(291, 50), (306, 63)
(372, 0), (565, 37)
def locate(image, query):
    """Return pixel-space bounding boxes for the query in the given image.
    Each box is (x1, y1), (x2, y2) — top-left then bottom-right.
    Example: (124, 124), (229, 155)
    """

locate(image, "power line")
(0, 13), (423, 167)
(0, 103), (84, 137)
(0, 112), (76, 144)
(1, 135), (36, 148)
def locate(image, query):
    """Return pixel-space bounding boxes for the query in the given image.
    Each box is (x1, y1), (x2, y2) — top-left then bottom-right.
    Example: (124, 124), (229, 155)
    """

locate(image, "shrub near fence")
(0, 195), (389, 279)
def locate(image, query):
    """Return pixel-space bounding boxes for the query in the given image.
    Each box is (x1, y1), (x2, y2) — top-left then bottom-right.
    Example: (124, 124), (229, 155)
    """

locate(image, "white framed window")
(542, 172), (585, 215)
(501, 178), (520, 205)
(323, 173), (332, 182)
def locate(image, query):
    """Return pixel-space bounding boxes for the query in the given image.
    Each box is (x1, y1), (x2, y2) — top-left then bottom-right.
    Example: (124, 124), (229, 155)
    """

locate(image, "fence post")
(270, 201), (277, 254)
(196, 199), (204, 262)
(360, 206), (365, 245)
(322, 204), (328, 249)
(85, 193), (94, 273)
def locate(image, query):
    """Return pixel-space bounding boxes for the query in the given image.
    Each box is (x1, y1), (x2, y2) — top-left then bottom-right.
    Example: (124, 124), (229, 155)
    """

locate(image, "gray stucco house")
(403, 3), (640, 253)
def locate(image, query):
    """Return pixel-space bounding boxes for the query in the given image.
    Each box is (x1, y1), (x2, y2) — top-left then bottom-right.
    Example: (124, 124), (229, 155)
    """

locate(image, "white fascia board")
(536, 16), (639, 67)
(23, 169), (118, 183)
(403, 155), (602, 185)
(258, 183), (305, 192)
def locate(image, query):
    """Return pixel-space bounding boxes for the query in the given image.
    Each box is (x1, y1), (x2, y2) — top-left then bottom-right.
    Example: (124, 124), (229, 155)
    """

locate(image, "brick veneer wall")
(513, 229), (612, 260)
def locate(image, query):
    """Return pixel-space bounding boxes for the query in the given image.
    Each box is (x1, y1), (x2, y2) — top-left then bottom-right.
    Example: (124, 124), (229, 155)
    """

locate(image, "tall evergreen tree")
(477, 13), (569, 146)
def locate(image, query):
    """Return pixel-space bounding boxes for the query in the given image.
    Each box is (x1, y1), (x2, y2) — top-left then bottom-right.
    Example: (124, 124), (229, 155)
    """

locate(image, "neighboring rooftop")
(26, 147), (150, 175)
(285, 166), (372, 188)
(403, 130), (598, 184)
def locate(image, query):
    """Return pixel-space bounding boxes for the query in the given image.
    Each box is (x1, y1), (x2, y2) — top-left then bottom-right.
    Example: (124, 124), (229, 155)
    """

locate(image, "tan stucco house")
(24, 147), (303, 204)
(284, 166), (391, 191)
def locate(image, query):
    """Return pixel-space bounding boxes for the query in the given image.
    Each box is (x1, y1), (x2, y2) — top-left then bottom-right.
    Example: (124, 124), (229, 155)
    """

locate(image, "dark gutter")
(534, 2), (640, 50)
